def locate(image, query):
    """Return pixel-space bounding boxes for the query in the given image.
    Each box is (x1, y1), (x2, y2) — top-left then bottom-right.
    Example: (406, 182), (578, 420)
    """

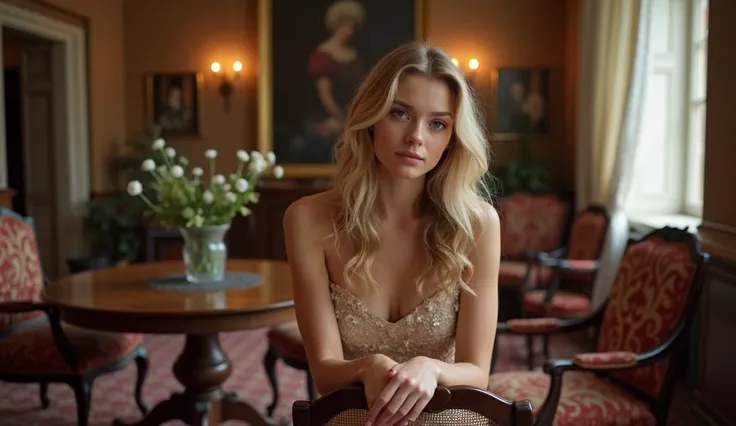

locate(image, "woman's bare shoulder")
(284, 189), (340, 236)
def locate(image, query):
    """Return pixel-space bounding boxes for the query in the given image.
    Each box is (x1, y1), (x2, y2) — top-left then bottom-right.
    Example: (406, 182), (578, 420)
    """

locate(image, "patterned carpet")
(0, 328), (688, 426)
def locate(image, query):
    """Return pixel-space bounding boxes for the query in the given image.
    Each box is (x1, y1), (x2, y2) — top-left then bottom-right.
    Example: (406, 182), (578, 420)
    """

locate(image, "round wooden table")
(42, 259), (296, 426)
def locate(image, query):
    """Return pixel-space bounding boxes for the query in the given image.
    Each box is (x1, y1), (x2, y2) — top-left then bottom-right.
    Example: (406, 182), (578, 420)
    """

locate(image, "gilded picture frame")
(144, 72), (203, 138)
(258, 0), (427, 178)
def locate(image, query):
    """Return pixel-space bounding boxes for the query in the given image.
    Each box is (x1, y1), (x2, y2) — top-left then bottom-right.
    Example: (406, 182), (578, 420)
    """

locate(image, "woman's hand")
(365, 356), (439, 426)
(361, 354), (398, 414)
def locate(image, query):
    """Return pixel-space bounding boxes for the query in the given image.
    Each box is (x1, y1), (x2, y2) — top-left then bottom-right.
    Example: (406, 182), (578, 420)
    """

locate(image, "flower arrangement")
(126, 138), (283, 229)
(126, 138), (284, 283)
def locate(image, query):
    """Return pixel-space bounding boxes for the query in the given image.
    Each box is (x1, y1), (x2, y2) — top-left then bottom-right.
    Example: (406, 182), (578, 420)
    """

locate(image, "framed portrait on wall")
(145, 72), (202, 138)
(258, 0), (426, 178)
(492, 68), (550, 141)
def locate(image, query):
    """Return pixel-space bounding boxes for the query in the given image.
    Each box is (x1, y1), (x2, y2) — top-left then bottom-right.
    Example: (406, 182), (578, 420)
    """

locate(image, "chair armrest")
(555, 259), (600, 274)
(0, 301), (80, 371)
(572, 351), (637, 369)
(497, 309), (602, 335)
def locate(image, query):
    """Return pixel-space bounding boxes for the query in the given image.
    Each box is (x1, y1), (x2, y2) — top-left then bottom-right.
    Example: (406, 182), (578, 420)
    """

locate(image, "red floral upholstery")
(488, 371), (655, 426)
(499, 261), (552, 286)
(0, 323), (142, 374)
(564, 211), (608, 282)
(499, 194), (568, 259)
(596, 237), (697, 398)
(524, 290), (591, 317)
(573, 351), (637, 369)
(0, 216), (45, 329)
(507, 317), (560, 333)
(267, 322), (307, 361)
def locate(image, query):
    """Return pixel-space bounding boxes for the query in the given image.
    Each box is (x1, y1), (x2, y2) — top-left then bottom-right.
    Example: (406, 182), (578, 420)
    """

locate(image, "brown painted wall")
(25, 0), (577, 193)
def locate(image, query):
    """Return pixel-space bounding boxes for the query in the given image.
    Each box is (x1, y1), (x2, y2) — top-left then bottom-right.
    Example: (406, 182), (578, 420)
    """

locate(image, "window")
(626, 0), (708, 220)
(684, 0), (708, 215)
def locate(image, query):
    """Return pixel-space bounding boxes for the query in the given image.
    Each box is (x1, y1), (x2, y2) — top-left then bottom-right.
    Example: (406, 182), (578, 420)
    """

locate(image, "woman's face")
(334, 20), (357, 41)
(372, 75), (455, 180)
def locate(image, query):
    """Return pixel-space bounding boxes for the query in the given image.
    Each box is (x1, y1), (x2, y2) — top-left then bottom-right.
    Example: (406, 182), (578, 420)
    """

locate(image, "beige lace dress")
(326, 282), (494, 426)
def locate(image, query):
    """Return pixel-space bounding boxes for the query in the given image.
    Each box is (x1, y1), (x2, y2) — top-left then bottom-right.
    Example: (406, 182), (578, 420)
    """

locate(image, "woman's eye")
(392, 109), (409, 120)
(430, 120), (447, 130)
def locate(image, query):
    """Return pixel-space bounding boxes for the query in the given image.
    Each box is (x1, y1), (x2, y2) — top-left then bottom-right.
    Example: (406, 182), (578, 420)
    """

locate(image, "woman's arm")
(283, 197), (395, 395)
(439, 201), (501, 389)
(315, 77), (345, 119)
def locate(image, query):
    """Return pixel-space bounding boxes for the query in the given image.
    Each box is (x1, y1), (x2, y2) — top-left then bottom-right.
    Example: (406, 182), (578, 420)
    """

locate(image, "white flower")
(192, 167), (204, 177)
(267, 151), (276, 165)
(157, 165), (167, 175)
(273, 165), (284, 179)
(235, 178), (249, 193)
(251, 151), (264, 161)
(182, 207), (194, 219)
(249, 157), (266, 174)
(165, 147), (176, 158)
(202, 190), (214, 204)
(225, 192), (237, 203)
(212, 174), (226, 185)
(152, 138), (165, 150)
(179, 157), (189, 166)
(237, 150), (250, 162)
(170, 165), (184, 178)
(222, 183), (231, 192)
(141, 159), (156, 171)
(205, 149), (218, 159)
(127, 180), (142, 196)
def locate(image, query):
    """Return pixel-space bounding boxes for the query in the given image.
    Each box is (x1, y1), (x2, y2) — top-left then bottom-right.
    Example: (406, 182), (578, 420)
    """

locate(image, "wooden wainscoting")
(693, 224), (736, 426)
(145, 180), (327, 262)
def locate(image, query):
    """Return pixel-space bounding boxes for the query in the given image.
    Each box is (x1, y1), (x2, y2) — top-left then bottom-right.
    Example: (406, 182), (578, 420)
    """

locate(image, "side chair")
(293, 385), (533, 426)
(0, 207), (149, 426)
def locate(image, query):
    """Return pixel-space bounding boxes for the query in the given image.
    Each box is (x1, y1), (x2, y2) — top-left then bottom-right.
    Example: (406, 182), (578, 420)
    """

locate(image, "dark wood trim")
(0, 0), (88, 28)
(698, 224), (736, 266)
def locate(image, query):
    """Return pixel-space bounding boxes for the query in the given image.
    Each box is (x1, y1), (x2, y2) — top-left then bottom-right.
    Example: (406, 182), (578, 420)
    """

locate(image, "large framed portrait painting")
(259, 0), (426, 178)
(493, 68), (550, 140)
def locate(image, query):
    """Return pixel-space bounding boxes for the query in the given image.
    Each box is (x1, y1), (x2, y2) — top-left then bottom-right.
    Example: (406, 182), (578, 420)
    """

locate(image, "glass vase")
(179, 224), (230, 283)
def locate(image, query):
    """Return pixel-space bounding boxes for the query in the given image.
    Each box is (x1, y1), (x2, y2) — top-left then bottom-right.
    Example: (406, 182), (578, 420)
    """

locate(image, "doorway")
(0, 2), (90, 279)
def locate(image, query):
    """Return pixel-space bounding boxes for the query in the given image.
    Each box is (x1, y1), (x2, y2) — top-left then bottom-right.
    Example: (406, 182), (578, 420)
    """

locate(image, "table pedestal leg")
(113, 333), (290, 426)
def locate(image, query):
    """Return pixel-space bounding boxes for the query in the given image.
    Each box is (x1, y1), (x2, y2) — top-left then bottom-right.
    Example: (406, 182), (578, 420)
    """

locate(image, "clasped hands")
(363, 354), (440, 426)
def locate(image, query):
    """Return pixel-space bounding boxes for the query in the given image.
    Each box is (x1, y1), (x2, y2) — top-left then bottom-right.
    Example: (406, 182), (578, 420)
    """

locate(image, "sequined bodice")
(326, 282), (494, 426)
(329, 282), (459, 363)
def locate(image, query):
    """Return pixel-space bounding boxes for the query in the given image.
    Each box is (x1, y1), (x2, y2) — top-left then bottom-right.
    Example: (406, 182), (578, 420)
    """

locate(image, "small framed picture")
(493, 68), (550, 140)
(145, 72), (202, 137)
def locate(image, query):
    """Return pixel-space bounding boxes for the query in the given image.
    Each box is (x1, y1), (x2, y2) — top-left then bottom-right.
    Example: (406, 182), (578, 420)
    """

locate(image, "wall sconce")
(210, 60), (242, 113)
(451, 57), (480, 84)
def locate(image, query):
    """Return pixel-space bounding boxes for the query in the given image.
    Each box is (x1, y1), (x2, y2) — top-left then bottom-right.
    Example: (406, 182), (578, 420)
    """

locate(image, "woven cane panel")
(324, 408), (499, 425)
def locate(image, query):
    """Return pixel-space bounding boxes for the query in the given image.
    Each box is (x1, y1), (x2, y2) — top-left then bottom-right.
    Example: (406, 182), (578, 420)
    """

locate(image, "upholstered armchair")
(496, 192), (570, 320)
(0, 208), (149, 426)
(515, 204), (609, 368)
(487, 227), (708, 426)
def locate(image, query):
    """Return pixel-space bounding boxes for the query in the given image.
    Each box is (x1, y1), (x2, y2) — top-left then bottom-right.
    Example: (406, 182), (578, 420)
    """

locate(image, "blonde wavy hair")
(331, 42), (494, 294)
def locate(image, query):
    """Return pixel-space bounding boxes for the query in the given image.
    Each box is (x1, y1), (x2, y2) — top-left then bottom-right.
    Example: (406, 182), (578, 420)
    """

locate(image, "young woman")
(284, 42), (500, 426)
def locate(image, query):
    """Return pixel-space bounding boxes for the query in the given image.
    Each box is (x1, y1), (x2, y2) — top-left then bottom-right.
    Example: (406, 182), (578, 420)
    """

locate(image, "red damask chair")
(496, 192), (570, 321)
(0, 208), (149, 426)
(487, 226), (708, 426)
(517, 205), (610, 369)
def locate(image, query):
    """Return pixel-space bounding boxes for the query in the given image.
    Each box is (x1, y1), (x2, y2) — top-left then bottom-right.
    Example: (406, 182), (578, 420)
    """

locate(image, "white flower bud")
(141, 159), (156, 171)
(202, 190), (214, 204)
(182, 207), (194, 219)
(205, 149), (217, 159)
(225, 192), (237, 203)
(165, 147), (176, 157)
(237, 150), (250, 162)
(213, 174), (226, 185)
(152, 138), (165, 150)
(267, 151), (276, 165)
(251, 151), (264, 161)
(249, 157), (266, 174)
(273, 165), (284, 179)
(192, 167), (204, 177)
(170, 165), (184, 178)
(222, 183), (231, 192)
(127, 180), (142, 196)
(235, 178), (249, 193)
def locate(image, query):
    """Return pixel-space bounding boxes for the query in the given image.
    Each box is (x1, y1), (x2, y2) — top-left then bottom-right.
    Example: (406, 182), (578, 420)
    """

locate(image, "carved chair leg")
(70, 377), (92, 426)
(542, 335), (550, 358)
(263, 344), (280, 417)
(526, 335), (535, 370)
(39, 382), (50, 409)
(133, 346), (150, 415)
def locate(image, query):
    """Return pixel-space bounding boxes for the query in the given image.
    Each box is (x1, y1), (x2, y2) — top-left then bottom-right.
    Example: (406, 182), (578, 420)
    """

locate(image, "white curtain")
(576, 0), (654, 309)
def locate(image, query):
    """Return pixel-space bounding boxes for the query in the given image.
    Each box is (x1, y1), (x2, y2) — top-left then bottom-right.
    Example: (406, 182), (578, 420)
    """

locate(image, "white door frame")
(0, 2), (90, 270)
